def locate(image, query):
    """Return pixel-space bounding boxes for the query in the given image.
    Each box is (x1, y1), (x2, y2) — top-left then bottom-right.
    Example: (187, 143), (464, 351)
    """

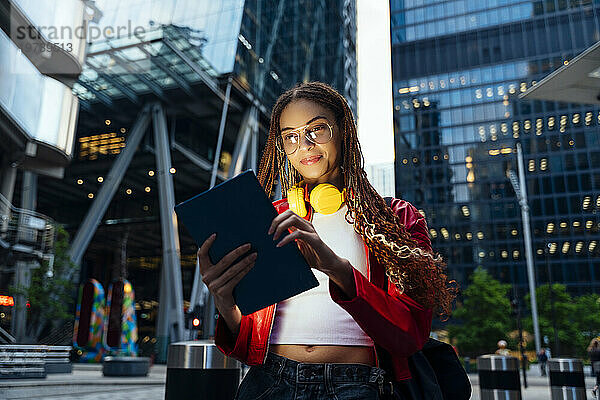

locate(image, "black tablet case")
(174, 170), (319, 315)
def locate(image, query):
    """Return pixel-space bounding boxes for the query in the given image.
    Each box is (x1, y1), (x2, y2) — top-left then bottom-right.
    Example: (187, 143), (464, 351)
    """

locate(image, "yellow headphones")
(287, 181), (346, 218)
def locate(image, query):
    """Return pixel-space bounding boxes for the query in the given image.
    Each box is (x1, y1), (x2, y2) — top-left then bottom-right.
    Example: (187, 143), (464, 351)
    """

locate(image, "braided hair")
(257, 81), (456, 319)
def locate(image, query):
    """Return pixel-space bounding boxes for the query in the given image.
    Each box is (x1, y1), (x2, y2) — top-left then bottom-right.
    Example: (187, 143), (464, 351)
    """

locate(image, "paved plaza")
(1, 363), (598, 399)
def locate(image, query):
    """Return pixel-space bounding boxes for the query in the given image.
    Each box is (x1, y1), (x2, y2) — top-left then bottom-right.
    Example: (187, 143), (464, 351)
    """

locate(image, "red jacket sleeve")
(328, 198), (433, 357)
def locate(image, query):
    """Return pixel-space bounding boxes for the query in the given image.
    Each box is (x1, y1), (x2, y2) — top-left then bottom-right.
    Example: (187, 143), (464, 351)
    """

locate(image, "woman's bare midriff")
(269, 344), (376, 366)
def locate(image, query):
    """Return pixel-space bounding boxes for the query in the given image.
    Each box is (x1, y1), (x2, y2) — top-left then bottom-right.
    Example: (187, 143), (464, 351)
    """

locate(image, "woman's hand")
(197, 234), (257, 334)
(268, 210), (356, 296)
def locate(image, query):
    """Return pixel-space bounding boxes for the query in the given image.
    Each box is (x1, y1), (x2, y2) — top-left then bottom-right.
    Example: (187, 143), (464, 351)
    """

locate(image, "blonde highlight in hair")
(257, 81), (456, 319)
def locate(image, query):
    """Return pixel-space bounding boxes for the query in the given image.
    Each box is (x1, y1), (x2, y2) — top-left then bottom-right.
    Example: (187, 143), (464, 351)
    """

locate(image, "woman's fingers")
(276, 229), (313, 248)
(197, 233), (217, 274)
(209, 253), (257, 297)
(271, 212), (312, 241)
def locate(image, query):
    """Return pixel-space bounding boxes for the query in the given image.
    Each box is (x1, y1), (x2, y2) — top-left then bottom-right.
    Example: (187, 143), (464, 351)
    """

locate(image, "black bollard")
(547, 358), (586, 400)
(477, 355), (522, 399)
(165, 340), (241, 400)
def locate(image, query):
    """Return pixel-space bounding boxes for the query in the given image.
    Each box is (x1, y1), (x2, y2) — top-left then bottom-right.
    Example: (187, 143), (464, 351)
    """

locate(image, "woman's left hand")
(268, 209), (347, 277)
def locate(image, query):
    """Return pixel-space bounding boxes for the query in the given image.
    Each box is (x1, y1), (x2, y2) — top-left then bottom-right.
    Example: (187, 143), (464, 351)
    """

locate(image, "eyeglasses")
(276, 120), (333, 155)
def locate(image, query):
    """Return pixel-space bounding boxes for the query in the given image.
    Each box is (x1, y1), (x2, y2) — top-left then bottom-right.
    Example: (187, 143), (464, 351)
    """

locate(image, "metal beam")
(171, 141), (227, 181)
(228, 107), (253, 177)
(139, 45), (195, 98)
(68, 105), (151, 266)
(211, 77), (233, 187)
(77, 80), (115, 109)
(162, 37), (226, 103)
(111, 53), (166, 101)
(152, 103), (185, 361)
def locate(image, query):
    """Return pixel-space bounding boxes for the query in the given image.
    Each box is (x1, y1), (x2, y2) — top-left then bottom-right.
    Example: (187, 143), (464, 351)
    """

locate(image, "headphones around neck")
(287, 181), (346, 218)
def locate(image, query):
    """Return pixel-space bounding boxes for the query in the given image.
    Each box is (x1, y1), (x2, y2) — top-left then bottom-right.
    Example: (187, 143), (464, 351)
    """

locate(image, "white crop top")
(269, 204), (374, 346)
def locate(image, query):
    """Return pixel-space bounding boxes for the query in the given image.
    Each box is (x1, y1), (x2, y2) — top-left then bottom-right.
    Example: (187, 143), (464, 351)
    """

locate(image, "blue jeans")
(234, 351), (387, 400)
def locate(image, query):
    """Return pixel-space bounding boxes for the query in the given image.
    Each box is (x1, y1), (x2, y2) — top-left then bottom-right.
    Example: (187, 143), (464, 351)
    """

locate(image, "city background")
(1, 0), (600, 399)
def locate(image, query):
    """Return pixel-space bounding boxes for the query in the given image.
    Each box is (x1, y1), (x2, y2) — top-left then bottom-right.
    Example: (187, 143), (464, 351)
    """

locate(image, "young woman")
(197, 82), (455, 399)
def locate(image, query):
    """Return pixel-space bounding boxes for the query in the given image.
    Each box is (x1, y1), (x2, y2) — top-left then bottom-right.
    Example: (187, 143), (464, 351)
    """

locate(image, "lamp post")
(507, 142), (541, 354)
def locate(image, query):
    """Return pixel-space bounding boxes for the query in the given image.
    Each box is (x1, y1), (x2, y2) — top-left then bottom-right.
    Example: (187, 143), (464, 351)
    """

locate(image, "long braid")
(257, 81), (457, 320)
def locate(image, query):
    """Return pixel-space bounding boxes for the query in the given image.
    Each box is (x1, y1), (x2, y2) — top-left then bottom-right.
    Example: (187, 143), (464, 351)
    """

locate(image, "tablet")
(175, 170), (319, 315)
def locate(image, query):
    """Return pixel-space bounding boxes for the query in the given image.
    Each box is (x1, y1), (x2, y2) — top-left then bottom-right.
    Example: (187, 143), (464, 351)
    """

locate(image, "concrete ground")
(0, 363), (598, 399)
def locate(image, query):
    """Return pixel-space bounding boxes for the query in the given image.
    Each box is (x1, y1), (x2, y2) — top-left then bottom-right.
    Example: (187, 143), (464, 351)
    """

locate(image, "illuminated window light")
(145, 186), (151, 193)
(477, 231), (484, 240)
(520, 82), (527, 92)
(466, 232), (473, 240)
(97, 176), (103, 183)
(509, 84), (516, 94)
(105, 119), (111, 125)
(549, 243), (557, 254)
(511, 229), (518, 236)
(537, 249), (544, 255)
(148, 170), (155, 177)
(590, 241), (597, 252)
(489, 149), (500, 156)
(597, 195), (600, 207)
(465, 156), (473, 163)
(562, 242), (570, 254)
(546, 222), (555, 233)
(467, 170), (475, 182)
(455, 233), (461, 240)
(461, 205), (470, 217)
(583, 196), (591, 209)
(559, 221), (567, 228)
(586, 220), (593, 229)
(77, 179), (83, 185)
(569, 140), (574, 146)
(573, 114), (580, 124)
(524, 120), (531, 130)
(528, 159), (535, 172)
(512, 250), (519, 259)
(430, 229), (437, 238)
(475, 89), (482, 99)
(444, 154), (449, 160)
(441, 228), (449, 239)
(143, 205), (149, 211)
(120, 127), (126, 133)
(486, 88), (493, 97)
(500, 147), (513, 154)
(126, 189), (132, 195)
(479, 251), (486, 258)
(88, 193), (94, 199)
(540, 159), (548, 171)
(564, 60), (569, 65)
(170, 167), (176, 174)
(501, 250), (508, 258)
(575, 241), (583, 253)
(402, 159), (408, 164)
(573, 221), (580, 227)
(409, 86), (419, 92)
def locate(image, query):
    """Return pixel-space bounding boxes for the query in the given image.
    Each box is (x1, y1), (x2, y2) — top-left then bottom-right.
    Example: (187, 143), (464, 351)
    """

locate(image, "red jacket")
(214, 197), (433, 381)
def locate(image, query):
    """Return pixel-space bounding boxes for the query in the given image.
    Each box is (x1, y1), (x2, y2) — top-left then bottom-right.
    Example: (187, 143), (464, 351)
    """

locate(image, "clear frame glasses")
(276, 120), (333, 155)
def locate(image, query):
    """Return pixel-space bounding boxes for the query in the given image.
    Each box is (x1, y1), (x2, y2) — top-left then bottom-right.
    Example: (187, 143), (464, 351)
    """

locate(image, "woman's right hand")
(197, 233), (257, 334)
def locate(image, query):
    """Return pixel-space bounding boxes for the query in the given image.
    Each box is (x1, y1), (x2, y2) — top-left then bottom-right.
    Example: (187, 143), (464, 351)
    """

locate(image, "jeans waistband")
(259, 351), (386, 384)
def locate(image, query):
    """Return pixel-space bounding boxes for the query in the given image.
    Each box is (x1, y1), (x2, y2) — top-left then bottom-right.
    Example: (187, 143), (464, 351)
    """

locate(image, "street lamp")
(507, 142), (541, 354)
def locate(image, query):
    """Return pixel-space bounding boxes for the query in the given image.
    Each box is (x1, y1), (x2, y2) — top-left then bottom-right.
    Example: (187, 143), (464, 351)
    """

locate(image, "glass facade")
(390, 0), (600, 294)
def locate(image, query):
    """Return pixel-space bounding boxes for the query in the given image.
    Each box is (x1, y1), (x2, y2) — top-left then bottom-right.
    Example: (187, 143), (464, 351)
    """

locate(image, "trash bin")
(477, 355), (521, 400)
(548, 358), (586, 400)
(165, 340), (241, 400)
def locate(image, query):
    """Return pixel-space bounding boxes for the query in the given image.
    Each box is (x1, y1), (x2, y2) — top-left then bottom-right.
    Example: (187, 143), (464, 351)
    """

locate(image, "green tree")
(572, 293), (600, 357)
(447, 267), (513, 357)
(11, 225), (78, 342)
(523, 284), (579, 357)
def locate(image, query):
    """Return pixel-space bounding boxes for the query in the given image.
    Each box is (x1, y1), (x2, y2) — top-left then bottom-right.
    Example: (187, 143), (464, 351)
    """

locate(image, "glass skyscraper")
(390, 0), (600, 295)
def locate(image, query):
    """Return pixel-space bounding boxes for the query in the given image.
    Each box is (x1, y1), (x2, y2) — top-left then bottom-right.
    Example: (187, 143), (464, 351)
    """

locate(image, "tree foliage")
(11, 225), (78, 342)
(447, 267), (513, 357)
(524, 284), (600, 358)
